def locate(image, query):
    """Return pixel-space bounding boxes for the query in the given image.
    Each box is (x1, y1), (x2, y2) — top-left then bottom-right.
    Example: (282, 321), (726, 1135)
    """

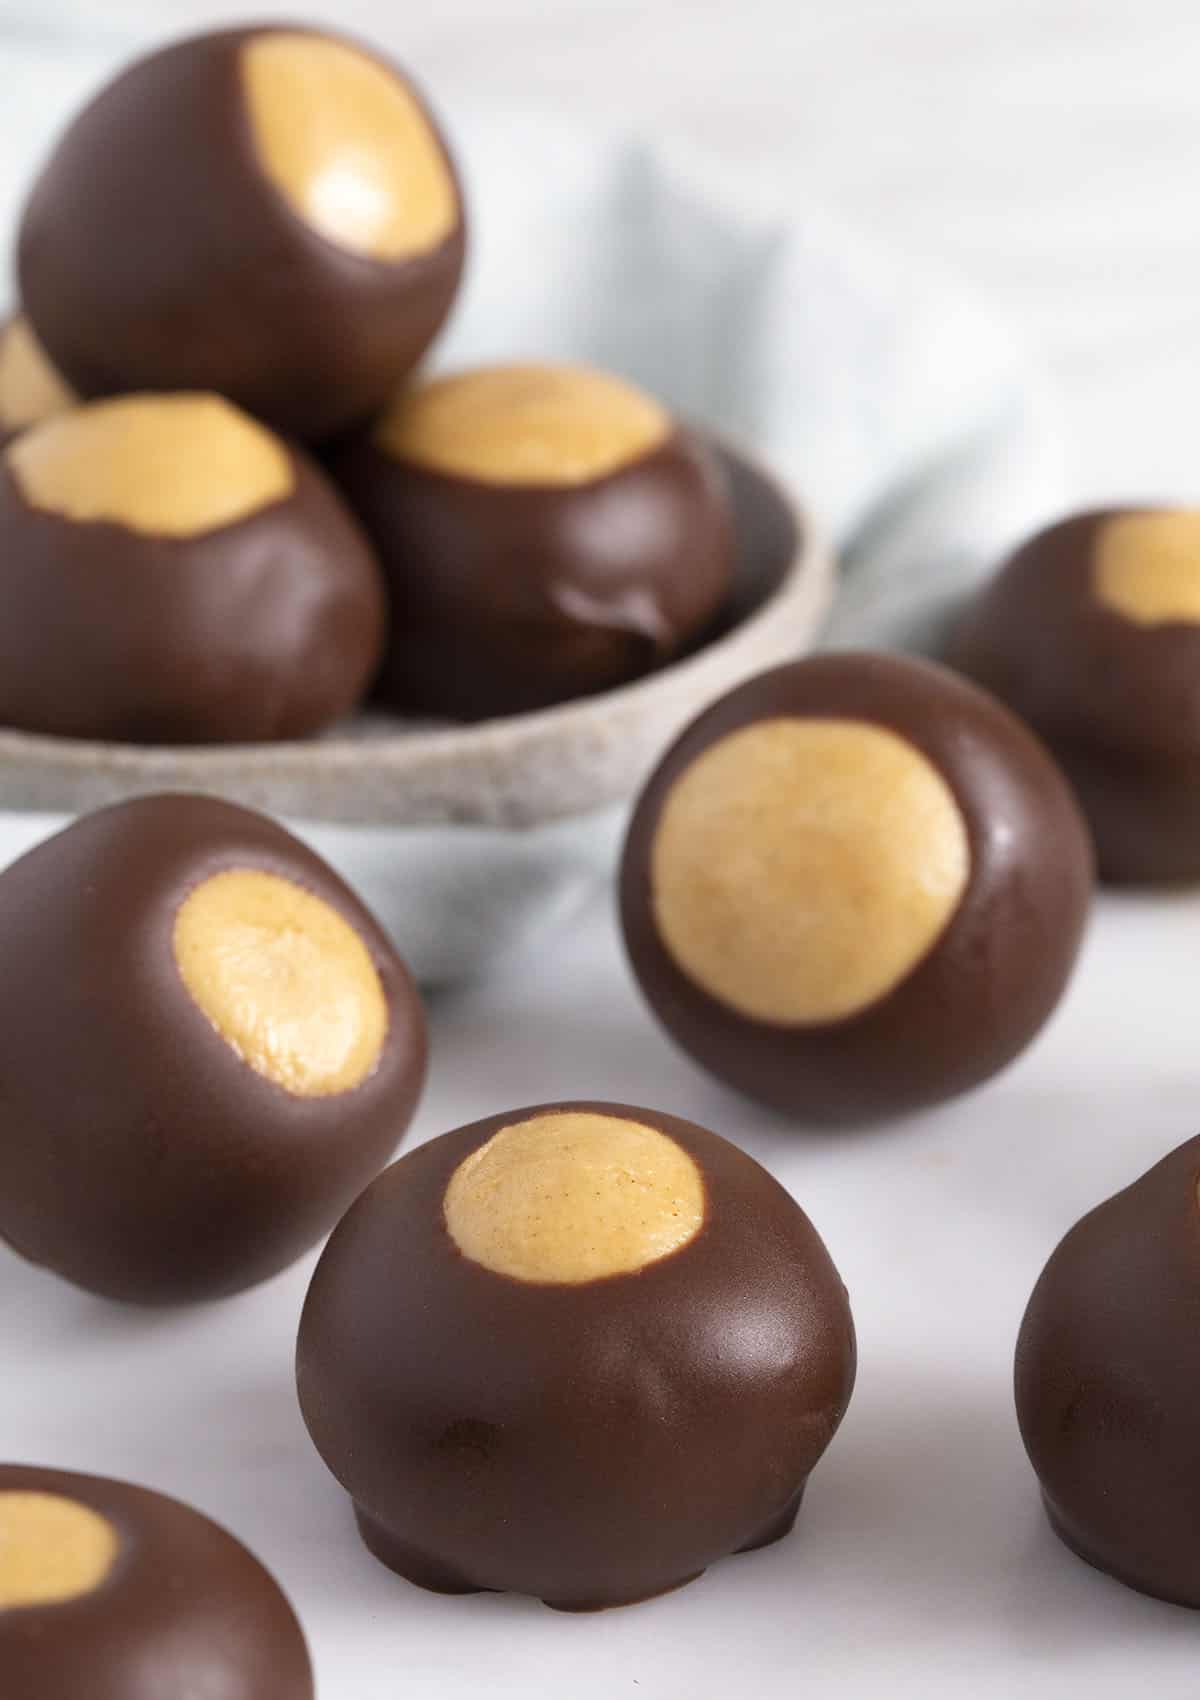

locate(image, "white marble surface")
(4, 4), (1200, 1698)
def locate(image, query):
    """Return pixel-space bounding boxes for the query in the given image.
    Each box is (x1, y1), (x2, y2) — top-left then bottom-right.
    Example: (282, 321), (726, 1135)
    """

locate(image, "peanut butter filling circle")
(650, 717), (971, 1024)
(444, 1111), (705, 1283)
(0, 1493), (120, 1610)
(375, 363), (672, 486)
(242, 32), (458, 261)
(8, 394), (293, 537)
(173, 868), (388, 1098)
(1094, 510), (1200, 627)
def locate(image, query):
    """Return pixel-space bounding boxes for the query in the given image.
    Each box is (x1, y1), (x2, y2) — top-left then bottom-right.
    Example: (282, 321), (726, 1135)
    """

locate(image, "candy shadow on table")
(0, 1238), (188, 1349)
(112, 1364), (326, 1549)
(269, 1355), (1200, 1655)
(8, 1228), (1196, 1671)
(812, 1359), (1200, 1665)
(420, 899), (971, 1151)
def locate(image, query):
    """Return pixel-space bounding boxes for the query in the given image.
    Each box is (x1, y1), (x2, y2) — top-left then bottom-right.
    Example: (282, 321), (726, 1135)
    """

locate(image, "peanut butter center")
(242, 32), (458, 260)
(1094, 510), (1200, 626)
(7, 394), (293, 537)
(173, 869), (388, 1098)
(375, 363), (672, 486)
(0, 1493), (120, 1610)
(444, 1111), (705, 1283)
(651, 717), (971, 1024)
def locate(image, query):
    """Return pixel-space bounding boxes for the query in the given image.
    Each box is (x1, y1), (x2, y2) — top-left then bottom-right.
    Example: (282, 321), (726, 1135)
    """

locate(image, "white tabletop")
(5, 3), (1200, 1696)
(5, 879), (1200, 1698)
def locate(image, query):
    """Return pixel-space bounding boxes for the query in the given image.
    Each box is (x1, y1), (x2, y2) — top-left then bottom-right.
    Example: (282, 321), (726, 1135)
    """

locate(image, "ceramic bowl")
(0, 442), (828, 826)
(0, 443), (830, 982)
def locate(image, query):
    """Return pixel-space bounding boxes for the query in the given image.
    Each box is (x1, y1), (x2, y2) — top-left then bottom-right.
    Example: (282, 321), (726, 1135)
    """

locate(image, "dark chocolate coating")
(0, 1464), (312, 1700)
(0, 440), (385, 743)
(952, 509), (1200, 883)
(1015, 1134), (1200, 1607)
(620, 652), (1094, 1124)
(330, 426), (735, 720)
(18, 27), (466, 441)
(0, 794), (426, 1303)
(296, 1101), (855, 1610)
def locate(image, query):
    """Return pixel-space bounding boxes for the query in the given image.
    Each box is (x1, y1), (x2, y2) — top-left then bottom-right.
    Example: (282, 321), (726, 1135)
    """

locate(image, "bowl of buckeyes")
(0, 20), (830, 840)
(11, 14), (1200, 1700)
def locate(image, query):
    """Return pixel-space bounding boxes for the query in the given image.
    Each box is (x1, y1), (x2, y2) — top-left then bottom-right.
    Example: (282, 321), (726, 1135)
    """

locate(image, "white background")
(5, 3), (1200, 1697)
(5, 0), (1200, 506)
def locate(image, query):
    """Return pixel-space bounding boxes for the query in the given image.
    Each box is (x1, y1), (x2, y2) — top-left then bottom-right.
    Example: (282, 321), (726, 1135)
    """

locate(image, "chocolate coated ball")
(1016, 1133), (1200, 1607)
(19, 25), (466, 440)
(0, 1464), (312, 1699)
(0, 393), (385, 743)
(331, 364), (735, 719)
(0, 314), (75, 449)
(621, 652), (1094, 1123)
(297, 1101), (855, 1610)
(0, 794), (426, 1302)
(954, 507), (1200, 883)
